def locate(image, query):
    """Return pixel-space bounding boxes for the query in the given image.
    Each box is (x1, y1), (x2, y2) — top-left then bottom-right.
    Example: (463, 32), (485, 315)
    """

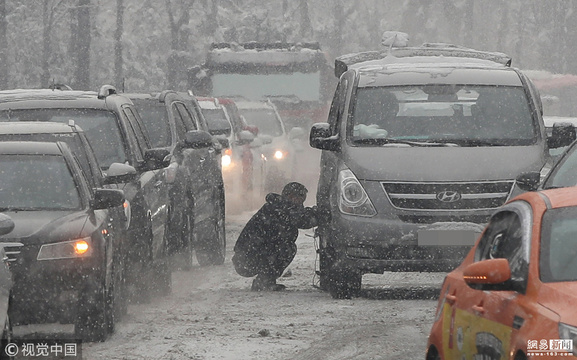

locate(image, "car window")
(171, 103), (191, 140)
(328, 76), (348, 135)
(132, 100), (172, 148)
(543, 142), (577, 188)
(0, 154), (81, 210)
(238, 108), (283, 137)
(0, 108), (127, 168)
(475, 208), (530, 287)
(0, 132), (102, 188)
(540, 206), (577, 282)
(123, 106), (149, 155)
(202, 108), (232, 136)
(174, 102), (197, 132)
(349, 85), (537, 146)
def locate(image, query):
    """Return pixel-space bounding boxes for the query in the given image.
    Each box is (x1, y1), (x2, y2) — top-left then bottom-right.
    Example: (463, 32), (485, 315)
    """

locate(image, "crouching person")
(232, 182), (318, 291)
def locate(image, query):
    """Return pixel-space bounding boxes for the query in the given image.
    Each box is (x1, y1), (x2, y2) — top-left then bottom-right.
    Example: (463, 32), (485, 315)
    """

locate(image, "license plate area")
(417, 230), (479, 246)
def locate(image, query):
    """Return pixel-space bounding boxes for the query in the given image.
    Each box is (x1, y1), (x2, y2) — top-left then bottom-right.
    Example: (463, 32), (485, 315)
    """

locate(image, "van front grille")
(382, 180), (514, 211)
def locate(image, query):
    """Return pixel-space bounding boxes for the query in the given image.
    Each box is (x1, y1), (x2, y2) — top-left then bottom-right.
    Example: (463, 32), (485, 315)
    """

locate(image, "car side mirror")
(103, 163), (138, 185)
(310, 123), (339, 151)
(180, 130), (214, 149)
(91, 189), (125, 210)
(139, 148), (171, 172)
(0, 213), (15, 236)
(516, 171), (541, 192)
(548, 122), (576, 148)
(463, 258), (512, 291)
(237, 130), (255, 145)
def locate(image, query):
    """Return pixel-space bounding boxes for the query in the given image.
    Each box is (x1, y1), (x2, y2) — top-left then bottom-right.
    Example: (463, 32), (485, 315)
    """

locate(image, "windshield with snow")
(212, 72), (321, 101)
(0, 154), (80, 210)
(0, 108), (126, 167)
(350, 85), (537, 147)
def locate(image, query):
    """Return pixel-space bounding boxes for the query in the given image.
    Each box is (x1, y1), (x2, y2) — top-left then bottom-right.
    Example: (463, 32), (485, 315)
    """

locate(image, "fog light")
(274, 150), (284, 160)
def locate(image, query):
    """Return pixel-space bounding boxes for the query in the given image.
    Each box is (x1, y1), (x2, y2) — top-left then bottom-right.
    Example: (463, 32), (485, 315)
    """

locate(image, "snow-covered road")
(82, 211), (445, 360)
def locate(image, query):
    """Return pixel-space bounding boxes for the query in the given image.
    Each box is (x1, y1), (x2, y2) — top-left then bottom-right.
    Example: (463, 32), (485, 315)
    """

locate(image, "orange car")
(426, 186), (577, 360)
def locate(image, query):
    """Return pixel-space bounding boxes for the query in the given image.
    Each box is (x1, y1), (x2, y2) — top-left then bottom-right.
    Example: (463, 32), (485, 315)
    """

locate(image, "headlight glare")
(274, 150), (284, 160)
(222, 154), (232, 167)
(37, 237), (93, 260)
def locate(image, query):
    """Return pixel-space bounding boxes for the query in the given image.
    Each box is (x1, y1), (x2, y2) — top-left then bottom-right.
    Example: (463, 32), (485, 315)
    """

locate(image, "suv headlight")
(37, 237), (93, 260)
(338, 169), (376, 217)
(558, 323), (577, 356)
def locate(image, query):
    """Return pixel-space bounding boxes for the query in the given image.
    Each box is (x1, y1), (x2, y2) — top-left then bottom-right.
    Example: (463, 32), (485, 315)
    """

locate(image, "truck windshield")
(350, 85), (537, 147)
(212, 72), (321, 101)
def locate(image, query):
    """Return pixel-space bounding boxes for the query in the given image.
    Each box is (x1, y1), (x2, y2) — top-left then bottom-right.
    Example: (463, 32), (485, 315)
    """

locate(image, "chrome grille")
(0, 242), (24, 262)
(382, 181), (514, 211)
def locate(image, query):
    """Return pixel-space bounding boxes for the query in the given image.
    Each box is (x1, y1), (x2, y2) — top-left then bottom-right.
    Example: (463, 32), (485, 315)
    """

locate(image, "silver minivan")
(310, 37), (575, 298)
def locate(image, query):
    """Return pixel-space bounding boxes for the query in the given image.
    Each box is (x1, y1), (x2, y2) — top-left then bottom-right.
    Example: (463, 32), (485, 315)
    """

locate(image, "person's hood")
(0, 210), (89, 245)
(265, 193), (284, 206)
(343, 145), (545, 181)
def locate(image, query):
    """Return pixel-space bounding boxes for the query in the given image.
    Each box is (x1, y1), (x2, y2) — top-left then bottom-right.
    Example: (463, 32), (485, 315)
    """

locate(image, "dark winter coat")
(234, 193), (318, 256)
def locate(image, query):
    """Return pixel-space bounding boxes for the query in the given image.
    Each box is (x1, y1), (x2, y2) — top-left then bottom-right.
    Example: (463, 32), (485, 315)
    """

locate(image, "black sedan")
(0, 141), (125, 342)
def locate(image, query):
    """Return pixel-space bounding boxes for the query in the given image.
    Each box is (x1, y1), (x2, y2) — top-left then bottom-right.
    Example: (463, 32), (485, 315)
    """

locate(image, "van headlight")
(558, 322), (577, 356)
(273, 150), (286, 160)
(37, 237), (93, 260)
(338, 169), (376, 217)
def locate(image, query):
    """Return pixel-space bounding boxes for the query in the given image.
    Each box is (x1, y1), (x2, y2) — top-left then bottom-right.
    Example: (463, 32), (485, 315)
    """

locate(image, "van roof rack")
(334, 42), (512, 78)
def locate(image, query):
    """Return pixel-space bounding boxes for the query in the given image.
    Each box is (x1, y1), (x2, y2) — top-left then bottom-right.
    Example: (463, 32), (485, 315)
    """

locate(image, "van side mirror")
(548, 122), (576, 148)
(310, 123), (339, 151)
(237, 130), (255, 145)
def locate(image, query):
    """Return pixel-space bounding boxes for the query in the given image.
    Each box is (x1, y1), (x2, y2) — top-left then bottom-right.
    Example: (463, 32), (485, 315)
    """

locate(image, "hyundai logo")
(436, 190), (461, 203)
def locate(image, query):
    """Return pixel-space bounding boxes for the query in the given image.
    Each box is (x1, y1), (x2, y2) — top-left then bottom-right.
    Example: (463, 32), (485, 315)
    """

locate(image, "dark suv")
(0, 121), (136, 320)
(310, 35), (575, 298)
(0, 86), (172, 298)
(0, 141), (125, 342)
(123, 91), (227, 267)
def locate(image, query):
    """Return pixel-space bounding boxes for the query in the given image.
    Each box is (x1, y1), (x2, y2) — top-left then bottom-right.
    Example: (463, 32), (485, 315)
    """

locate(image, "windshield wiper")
(353, 138), (458, 147)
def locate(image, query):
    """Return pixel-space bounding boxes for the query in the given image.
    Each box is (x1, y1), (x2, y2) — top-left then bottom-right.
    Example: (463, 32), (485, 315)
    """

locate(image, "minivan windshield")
(350, 85), (537, 147)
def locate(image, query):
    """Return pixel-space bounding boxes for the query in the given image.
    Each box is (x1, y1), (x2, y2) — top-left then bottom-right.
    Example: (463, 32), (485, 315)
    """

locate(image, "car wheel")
(195, 193), (226, 266)
(317, 231), (336, 291)
(76, 282), (109, 342)
(327, 263), (362, 300)
(426, 346), (441, 360)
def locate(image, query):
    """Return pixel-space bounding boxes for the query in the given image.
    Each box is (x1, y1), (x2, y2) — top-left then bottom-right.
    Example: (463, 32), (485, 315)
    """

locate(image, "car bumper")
(9, 247), (104, 325)
(326, 211), (486, 272)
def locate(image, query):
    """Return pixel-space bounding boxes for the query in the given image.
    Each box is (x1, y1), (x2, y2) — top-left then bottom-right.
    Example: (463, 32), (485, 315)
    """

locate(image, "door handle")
(472, 303), (485, 315)
(154, 180), (163, 189)
(445, 291), (457, 305)
(200, 157), (206, 163)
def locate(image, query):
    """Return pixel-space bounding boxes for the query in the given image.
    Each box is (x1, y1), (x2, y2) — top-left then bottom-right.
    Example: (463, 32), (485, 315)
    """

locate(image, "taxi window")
(540, 206), (577, 282)
(475, 210), (529, 288)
